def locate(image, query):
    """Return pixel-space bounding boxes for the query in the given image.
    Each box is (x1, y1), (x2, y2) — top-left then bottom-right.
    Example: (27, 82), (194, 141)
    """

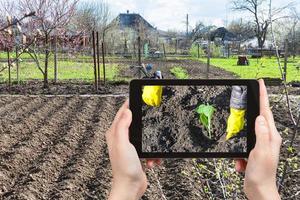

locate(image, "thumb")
(115, 108), (132, 142)
(254, 115), (270, 147)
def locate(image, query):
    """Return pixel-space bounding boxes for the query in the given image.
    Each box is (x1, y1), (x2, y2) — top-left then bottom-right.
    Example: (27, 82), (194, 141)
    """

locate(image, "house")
(111, 10), (156, 32)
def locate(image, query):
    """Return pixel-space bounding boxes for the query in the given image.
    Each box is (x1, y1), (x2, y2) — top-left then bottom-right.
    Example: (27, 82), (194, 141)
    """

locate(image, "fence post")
(92, 31), (98, 91)
(54, 35), (58, 83)
(96, 32), (101, 87)
(102, 41), (106, 85)
(206, 39), (210, 79)
(175, 39), (178, 54)
(197, 43), (200, 58)
(6, 48), (11, 91)
(283, 39), (288, 82)
(16, 46), (20, 84)
(138, 36), (141, 66)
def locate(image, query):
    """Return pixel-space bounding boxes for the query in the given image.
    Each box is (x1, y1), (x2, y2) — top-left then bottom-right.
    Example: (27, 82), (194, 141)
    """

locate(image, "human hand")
(106, 100), (160, 200)
(235, 79), (282, 200)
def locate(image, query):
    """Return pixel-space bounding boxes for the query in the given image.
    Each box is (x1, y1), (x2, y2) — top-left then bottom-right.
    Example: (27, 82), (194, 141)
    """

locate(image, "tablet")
(129, 79), (259, 158)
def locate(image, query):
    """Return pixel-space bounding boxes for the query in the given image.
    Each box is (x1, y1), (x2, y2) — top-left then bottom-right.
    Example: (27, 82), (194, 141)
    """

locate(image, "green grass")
(0, 60), (120, 82)
(197, 57), (300, 82)
(170, 66), (189, 79)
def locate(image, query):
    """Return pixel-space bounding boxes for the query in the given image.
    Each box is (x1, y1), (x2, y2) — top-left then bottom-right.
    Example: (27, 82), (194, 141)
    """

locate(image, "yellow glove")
(142, 86), (163, 107)
(226, 108), (246, 140)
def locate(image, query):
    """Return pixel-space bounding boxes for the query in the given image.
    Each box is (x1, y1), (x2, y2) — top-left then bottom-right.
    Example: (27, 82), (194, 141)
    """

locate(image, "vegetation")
(0, 61), (119, 82)
(170, 66), (189, 79)
(198, 57), (300, 82)
(196, 103), (215, 139)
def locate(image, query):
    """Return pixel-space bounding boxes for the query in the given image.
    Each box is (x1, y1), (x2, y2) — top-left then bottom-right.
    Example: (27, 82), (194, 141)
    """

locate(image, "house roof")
(113, 13), (156, 31)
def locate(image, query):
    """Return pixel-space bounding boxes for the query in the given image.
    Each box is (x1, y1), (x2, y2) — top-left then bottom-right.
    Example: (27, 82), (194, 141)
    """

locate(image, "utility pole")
(186, 14), (189, 39)
(186, 14), (189, 48)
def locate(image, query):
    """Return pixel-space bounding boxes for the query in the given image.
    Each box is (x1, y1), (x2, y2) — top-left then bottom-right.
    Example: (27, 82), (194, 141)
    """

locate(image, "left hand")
(106, 99), (160, 200)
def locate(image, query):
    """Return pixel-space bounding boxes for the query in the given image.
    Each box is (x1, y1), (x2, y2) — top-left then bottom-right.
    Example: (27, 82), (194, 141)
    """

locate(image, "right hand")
(235, 79), (282, 200)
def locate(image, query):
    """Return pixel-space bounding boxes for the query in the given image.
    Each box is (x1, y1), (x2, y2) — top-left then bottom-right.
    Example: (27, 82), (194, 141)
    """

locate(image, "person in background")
(106, 80), (282, 200)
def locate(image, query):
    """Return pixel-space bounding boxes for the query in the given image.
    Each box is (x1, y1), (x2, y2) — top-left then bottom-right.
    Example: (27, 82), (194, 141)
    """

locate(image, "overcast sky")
(107, 0), (299, 31)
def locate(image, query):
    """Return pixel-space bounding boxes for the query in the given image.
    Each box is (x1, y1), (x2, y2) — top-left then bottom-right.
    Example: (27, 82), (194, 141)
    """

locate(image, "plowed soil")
(0, 95), (298, 199)
(0, 59), (299, 199)
(142, 85), (246, 153)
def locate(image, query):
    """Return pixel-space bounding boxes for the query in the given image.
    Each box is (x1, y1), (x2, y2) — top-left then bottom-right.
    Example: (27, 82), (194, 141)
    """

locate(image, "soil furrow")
(83, 97), (124, 199)
(0, 97), (65, 156)
(47, 97), (115, 199)
(0, 96), (46, 123)
(0, 97), (17, 108)
(0, 97), (79, 197)
(0, 98), (28, 118)
(2, 98), (98, 199)
(0, 97), (51, 152)
(158, 159), (202, 200)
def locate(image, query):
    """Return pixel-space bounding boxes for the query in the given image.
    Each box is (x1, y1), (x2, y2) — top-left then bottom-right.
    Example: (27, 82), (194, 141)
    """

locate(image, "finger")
(146, 159), (162, 166)
(112, 99), (129, 125)
(254, 115), (270, 147)
(259, 79), (270, 112)
(235, 159), (247, 172)
(258, 80), (277, 135)
(146, 160), (155, 168)
(155, 159), (162, 165)
(115, 108), (132, 142)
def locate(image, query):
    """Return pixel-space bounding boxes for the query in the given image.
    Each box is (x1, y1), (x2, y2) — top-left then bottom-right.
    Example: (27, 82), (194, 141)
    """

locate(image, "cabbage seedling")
(196, 103), (215, 138)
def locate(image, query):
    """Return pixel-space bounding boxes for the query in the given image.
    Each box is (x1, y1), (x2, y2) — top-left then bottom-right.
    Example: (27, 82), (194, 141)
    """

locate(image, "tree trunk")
(44, 34), (49, 88)
(16, 46), (20, 85)
(6, 49), (11, 90)
(283, 39), (288, 82)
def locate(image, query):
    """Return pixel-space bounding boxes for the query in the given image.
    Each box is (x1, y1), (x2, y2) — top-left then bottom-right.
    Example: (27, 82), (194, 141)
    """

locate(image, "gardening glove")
(226, 86), (247, 140)
(226, 108), (246, 140)
(142, 85), (163, 107)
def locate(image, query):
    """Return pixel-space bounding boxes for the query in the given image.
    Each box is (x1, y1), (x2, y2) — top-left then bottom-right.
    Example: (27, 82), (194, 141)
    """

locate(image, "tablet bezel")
(129, 79), (259, 158)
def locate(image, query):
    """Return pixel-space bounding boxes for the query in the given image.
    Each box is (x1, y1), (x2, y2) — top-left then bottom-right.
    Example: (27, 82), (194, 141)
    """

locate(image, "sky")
(107, 0), (299, 31)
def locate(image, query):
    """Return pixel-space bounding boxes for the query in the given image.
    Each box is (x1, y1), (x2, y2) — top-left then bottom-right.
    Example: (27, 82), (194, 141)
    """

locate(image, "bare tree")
(74, 0), (111, 38)
(191, 22), (216, 42)
(231, 0), (293, 48)
(18, 0), (78, 88)
(289, 7), (300, 59)
(227, 19), (256, 42)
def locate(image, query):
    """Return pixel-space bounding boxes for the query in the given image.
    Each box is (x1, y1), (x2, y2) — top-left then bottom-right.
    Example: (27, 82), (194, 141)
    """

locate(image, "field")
(142, 85), (246, 153)
(197, 57), (300, 82)
(0, 59), (299, 199)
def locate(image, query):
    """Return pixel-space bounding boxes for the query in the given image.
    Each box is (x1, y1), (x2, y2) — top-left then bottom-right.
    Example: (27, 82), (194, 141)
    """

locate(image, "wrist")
(245, 184), (280, 200)
(109, 179), (147, 200)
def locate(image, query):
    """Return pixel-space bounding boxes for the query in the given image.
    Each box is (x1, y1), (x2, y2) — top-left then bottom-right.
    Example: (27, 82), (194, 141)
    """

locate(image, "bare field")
(0, 59), (299, 199)
(0, 95), (298, 199)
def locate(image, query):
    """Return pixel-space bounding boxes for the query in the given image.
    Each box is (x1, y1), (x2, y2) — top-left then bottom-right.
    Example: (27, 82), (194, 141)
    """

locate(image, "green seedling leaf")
(196, 103), (215, 138)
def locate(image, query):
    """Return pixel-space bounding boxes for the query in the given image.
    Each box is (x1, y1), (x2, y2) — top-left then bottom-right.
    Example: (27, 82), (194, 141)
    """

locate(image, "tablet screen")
(141, 85), (247, 153)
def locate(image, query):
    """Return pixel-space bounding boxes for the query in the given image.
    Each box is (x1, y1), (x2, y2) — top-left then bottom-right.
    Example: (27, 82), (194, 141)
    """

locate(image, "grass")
(170, 66), (189, 79)
(197, 56), (300, 82)
(0, 60), (120, 82)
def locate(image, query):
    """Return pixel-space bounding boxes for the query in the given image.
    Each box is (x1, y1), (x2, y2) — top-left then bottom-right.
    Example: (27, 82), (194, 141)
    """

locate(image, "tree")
(227, 19), (256, 42)
(191, 22), (216, 42)
(231, 0), (292, 48)
(74, 0), (111, 38)
(19, 0), (78, 88)
(289, 7), (300, 59)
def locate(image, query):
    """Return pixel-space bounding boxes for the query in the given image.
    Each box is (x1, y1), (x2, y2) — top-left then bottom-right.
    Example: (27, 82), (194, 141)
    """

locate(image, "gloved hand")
(142, 86), (163, 107)
(226, 108), (246, 140)
(226, 86), (247, 140)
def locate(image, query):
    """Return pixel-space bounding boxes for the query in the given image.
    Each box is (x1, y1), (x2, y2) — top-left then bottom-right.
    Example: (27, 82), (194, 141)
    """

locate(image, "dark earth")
(142, 85), (247, 153)
(0, 59), (299, 199)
